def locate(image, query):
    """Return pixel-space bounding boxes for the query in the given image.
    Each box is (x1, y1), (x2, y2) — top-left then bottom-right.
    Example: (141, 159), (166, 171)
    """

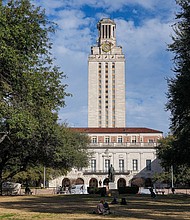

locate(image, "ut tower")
(88, 18), (126, 128)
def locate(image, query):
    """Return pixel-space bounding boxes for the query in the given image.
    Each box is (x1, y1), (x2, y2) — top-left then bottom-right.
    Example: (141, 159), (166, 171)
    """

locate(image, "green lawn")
(0, 193), (189, 219)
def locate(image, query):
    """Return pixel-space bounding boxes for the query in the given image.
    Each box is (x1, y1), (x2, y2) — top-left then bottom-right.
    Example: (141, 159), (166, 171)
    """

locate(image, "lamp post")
(171, 165), (174, 188)
(43, 166), (46, 188)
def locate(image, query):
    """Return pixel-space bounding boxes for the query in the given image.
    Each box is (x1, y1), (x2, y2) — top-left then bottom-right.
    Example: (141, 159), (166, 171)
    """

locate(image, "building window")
(105, 136), (110, 143)
(146, 160), (151, 171)
(132, 136), (136, 143)
(105, 159), (110, 172)
(91, 159), (96, 172)
(133, 159), (138, 171)
(118, 136), (123, 143)
(148, 139), (154, 143)
(92, 137), (97, 143)
(119, 159), (124, 172)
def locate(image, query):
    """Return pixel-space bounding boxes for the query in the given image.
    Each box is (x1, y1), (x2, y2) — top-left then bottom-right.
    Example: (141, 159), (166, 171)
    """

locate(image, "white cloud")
(31, 0), (177, 134)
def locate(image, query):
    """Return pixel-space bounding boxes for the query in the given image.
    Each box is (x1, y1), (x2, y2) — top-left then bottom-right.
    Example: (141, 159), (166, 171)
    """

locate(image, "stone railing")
(83, 169), (131, 175)
(89, 142), (158, 148)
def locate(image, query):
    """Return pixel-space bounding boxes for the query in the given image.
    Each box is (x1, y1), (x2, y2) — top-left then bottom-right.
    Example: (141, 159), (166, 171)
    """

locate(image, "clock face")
(102, 43), (111, 52)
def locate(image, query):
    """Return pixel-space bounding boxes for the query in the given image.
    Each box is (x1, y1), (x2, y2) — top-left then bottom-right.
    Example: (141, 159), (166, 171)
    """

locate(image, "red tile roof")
(69, 127), (163, 134)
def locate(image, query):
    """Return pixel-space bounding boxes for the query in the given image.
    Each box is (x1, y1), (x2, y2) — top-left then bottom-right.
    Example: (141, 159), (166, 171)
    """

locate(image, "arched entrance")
(103, 178), (109, 186)
(62, 178), (71, 187)
(89, 178), (98, 187)
(75, 178), (84, 185)
(117, 178), (126, 188)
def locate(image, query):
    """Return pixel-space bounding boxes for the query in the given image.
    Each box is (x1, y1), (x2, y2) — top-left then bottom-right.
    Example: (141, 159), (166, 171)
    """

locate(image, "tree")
(0, 0), (89, 193)
(156, 135), (176, 168)
(166, 0), (190, 165)
(156, 136), (190, 187)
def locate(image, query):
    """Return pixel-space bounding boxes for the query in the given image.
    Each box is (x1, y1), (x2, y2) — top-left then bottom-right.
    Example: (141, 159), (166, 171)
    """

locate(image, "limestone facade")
(88, 18), (126, 128)
(49, 19), (163, 190)
(49, 128), (163, 188)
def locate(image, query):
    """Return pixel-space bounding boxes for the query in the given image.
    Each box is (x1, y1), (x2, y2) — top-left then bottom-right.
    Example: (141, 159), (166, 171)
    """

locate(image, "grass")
(0, 193), (189, 219)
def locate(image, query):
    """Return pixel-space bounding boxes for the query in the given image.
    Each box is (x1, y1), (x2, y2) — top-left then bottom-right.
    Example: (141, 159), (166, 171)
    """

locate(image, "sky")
(32, 0), (179, 135)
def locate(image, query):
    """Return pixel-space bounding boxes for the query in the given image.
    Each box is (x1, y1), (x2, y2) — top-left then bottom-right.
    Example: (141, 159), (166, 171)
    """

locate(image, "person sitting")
(96, 199), (105, 214)
(120, 197), (127, 205)
(103, 200), (110, 214)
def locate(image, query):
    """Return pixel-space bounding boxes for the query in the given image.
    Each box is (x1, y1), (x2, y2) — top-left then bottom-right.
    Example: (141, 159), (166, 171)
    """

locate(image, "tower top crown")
(97, 18), (116, 47)
(97, 18), (116, 26)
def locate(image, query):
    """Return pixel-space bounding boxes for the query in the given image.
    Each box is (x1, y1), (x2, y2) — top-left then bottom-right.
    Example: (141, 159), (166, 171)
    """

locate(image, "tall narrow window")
(146, 160), (151, 171)
(133, 159), (138, 171)
(91, 159), (96, 172)
(118, 136), (123, 143)
(119, 159), (124, 172)
(105, 159), (110, 172)
(105, 136), (110, 143)
(92, 137), (97, 143)
(132, 136), (136, 143)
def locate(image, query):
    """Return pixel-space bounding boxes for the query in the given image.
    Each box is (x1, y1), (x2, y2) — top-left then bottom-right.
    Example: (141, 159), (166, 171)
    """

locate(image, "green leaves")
(0, 0), (88, 187)
(166, 0), (190, 165)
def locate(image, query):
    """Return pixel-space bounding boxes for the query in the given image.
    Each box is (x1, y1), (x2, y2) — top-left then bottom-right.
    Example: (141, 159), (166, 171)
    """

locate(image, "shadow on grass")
(0, 194), (190, 219)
